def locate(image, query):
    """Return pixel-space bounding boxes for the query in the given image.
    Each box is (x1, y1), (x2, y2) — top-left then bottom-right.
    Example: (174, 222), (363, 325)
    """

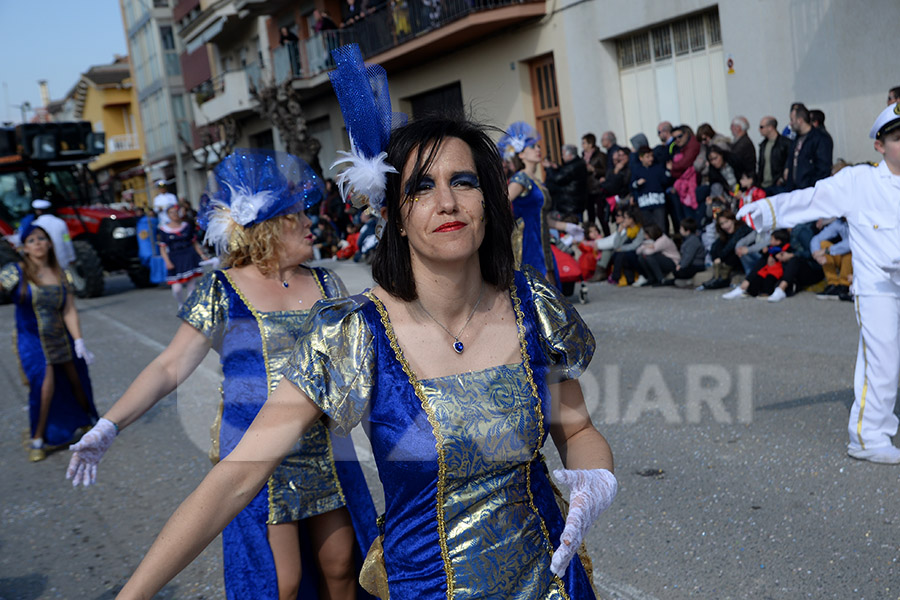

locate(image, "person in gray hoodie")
(670, 217), (706, 286)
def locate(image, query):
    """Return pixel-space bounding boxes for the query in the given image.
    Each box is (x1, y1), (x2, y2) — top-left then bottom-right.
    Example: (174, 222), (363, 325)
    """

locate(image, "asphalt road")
(1, 261), (897, 600)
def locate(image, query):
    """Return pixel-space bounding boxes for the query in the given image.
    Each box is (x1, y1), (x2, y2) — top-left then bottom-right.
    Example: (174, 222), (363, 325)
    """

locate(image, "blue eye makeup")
(450, 172), (480, 188)
(404, 176), (435, 196)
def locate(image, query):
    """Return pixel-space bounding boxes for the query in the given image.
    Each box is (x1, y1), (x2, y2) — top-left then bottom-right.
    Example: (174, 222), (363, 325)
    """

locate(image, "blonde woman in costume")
(67, 150), (376, 600)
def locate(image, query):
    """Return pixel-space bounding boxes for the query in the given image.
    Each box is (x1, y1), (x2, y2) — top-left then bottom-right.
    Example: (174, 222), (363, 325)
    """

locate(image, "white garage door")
(617, 11), (729, 144)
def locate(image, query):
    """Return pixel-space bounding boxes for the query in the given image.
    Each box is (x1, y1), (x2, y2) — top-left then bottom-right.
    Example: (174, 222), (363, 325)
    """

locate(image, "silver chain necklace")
(416, 282), (485, 354)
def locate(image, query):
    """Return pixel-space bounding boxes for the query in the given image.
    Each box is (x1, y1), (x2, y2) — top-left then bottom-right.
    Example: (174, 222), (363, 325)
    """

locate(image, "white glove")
(73, 338), (95, 365)
(199, 256), (220, 268)
(736, 202), (765, 231)
(66, 418), (118, 487)
(881, 260), (900, 284)
(550, 468), (618, 577)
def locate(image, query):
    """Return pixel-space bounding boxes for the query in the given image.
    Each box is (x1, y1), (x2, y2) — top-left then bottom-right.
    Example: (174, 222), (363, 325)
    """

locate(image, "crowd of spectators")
(541, 97), (881, 303)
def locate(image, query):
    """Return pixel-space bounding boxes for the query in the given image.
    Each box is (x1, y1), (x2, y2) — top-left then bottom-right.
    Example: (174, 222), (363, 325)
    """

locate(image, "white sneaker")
(632, 275), (648, 287)
(848, 445), (900, 464)
(767, 287), (787, 302)
(722, 287), (747, 300)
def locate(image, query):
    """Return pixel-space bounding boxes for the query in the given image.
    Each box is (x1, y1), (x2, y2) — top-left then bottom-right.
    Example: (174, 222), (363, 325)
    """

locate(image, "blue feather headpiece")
(199, 149), (324, 255)
(497, 121), (540, 161)
(328, 44), (406, 213)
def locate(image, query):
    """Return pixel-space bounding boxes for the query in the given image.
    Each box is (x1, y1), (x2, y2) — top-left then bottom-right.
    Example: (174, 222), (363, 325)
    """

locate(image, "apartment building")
(173, 0), (898, 177)
(120, 0), (196, 201)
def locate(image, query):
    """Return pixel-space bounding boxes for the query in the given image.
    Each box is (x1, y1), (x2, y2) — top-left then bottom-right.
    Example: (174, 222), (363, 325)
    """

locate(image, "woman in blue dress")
(500, 121), (560, 287)
(67, 150), (376, 600)
(113, 117), (617, 600)
(0, 224), (98, 462)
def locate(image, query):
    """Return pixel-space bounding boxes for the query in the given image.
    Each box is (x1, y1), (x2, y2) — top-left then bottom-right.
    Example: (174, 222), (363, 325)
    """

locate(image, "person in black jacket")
(701, 209), (752, 289)
(757, 116), (791, 193)
(543, 144), (587, 221)
(784, 103), (833, 191)
(729, 116), (756, 177)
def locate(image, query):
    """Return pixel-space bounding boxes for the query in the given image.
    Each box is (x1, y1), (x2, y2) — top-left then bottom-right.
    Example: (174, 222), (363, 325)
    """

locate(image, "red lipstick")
(434, 221), (466, 233)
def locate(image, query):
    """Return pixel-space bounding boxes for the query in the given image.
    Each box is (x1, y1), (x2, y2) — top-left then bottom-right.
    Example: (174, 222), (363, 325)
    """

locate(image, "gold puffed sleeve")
(522, 265), (595, 380)
(0, 263), (20, 293)
(177, 270), (227, 347)
(510, 170), (534, 197)
(283, 296), (376, 436)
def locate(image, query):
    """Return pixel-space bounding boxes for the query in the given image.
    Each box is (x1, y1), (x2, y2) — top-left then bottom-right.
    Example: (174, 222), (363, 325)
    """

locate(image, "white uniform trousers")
(850, 295), (900, 450)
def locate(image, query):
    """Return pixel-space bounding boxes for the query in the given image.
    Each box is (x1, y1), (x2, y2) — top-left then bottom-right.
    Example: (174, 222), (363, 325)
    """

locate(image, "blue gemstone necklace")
(416, 281), (485, 354)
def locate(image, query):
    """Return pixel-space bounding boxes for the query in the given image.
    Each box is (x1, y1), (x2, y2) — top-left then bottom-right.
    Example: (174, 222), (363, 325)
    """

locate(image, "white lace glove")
(66, 418), (118, 487)
(550, 468), (618, 577)
(73, 338), (95, 365)
(736, 202), (766, 231)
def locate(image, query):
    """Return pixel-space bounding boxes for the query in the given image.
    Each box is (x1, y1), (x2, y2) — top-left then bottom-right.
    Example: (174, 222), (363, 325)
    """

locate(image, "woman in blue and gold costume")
(500, 122), (560, 287)
(66, 150), (376, 600)
(113, 46), (617, 600)
(1, 224), (98, 462)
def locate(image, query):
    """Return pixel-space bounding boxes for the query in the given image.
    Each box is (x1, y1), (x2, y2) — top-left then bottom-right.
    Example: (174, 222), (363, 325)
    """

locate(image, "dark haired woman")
(0, 225), (97, 462)
(115, 117), (616, 600)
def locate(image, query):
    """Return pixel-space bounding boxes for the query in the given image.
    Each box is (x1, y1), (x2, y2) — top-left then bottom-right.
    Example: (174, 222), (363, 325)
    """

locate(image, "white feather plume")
(203, 200), (235, 256)
(331, 147), (397, 212)
(227, 183), (276, 226)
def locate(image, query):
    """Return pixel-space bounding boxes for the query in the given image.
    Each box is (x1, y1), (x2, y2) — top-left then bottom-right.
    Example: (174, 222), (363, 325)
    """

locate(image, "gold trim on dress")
(208, 384), (224, 464)
(222, 270), (280, 518)
(365, 291), (455, 599)
(512, 282), (572, 600)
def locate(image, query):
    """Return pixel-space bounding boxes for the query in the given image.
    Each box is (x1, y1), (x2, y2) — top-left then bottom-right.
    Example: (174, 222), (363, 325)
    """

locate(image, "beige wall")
(559, 0), (898, 163)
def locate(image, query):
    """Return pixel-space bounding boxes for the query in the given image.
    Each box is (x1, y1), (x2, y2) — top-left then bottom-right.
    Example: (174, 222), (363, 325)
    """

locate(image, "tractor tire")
(0, 238), (20, 305)
(128, 264), (156, 288)
(71, 240), (105, 298)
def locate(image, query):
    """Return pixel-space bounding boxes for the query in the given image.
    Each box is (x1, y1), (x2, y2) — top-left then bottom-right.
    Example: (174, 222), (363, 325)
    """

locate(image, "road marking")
(593, 571), (662, 600)
(82, 311), (218, 378)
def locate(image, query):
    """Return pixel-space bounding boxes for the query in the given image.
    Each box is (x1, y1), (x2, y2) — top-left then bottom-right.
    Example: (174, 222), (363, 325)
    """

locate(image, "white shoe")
(767, 287), (787, 302)
(722, 287), (747, 300)
(848, 445), (900, 464)
(632, 275), (648, 287)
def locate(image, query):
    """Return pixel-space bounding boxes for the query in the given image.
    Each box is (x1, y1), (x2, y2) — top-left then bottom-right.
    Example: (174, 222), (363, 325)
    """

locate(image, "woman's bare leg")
(33, 365), (55, 442)
(268, 521), (301, 600)
(308, 507), (356, 600)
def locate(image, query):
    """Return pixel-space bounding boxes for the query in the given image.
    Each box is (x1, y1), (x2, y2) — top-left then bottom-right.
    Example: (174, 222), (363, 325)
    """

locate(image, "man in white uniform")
(152, 180), (177, 226)
(739, 102), (900, 463)
(31, 199), (76, 268)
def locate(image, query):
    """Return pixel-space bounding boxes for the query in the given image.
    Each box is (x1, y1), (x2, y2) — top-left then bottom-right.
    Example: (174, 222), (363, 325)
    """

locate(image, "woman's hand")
(550, 468), (618, 576)
(67, 418), (118, 486)
(73, 338), (95, 365)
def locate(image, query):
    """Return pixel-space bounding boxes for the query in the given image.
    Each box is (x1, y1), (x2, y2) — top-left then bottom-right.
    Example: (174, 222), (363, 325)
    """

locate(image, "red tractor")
(0, 121), (152, 299)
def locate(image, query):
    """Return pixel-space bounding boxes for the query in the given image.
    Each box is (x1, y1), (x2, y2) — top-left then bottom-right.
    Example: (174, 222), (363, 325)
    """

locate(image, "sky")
(0, 0), (128, 124)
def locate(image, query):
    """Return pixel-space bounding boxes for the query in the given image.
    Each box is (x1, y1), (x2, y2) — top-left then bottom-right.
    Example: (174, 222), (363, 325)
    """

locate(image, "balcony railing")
(107, 133), (140, 153)
(270, 0), (541, 84)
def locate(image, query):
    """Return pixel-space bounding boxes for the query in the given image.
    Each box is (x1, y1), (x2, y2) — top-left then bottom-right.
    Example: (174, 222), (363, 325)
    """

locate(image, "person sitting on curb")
(811, 217), (852, 300)
(699, 209), (752, 290)
(634, 223), (680, 286)
(671, 217), (706, 287)
(722, 229), (791, 300)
